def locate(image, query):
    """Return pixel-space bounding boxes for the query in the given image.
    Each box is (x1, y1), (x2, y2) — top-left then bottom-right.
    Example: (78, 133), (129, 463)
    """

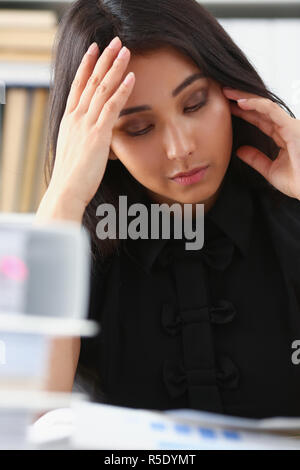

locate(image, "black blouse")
(76, 158), (300, 419)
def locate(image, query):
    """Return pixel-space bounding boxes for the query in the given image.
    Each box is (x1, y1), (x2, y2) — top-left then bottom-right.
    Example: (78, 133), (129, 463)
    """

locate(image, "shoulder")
(256, 186), (300, 279)
(259, 186), (300, 235)
(232, 156), (300, 252)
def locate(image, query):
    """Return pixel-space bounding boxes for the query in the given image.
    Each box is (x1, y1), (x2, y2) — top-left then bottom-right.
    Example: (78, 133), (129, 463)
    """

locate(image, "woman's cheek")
(207, 100), (233, 147)
(111, 142), (157, 183)
(210, 96), (230, 122)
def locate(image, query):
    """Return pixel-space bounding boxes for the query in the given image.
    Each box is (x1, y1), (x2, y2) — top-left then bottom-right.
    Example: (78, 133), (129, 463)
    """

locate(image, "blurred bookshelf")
(0, 1), (299, 214)
(0, 4), (60, 213)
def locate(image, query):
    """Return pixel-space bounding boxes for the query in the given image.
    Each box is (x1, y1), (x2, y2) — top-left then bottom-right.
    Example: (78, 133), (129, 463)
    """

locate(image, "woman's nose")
(164, 125), (196, 161)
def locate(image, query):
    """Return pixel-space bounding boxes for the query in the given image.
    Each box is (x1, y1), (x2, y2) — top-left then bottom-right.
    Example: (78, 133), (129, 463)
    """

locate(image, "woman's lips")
(170, 166), (209, 186)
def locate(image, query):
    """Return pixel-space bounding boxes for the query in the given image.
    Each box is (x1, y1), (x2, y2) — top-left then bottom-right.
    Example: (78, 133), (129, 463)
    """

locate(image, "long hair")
(44, 0), (295, 266)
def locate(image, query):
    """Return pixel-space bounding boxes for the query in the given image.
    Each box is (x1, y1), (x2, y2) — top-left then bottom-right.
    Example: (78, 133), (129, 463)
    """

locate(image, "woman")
(37, 0), (300, 418)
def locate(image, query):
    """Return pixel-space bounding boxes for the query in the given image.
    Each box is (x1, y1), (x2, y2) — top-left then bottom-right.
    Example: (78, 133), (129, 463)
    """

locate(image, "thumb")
(236, 145), (272, 181)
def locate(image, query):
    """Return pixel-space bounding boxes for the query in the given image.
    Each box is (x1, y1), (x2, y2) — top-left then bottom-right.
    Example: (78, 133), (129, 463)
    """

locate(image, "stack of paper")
(29, 401), (300, 450)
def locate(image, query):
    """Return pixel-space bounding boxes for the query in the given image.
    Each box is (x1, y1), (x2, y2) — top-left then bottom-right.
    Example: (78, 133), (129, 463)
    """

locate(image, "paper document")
(28, 401), (300, 450)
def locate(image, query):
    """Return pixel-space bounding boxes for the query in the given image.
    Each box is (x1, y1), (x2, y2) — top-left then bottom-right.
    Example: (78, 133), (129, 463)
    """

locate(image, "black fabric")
(77, 157), (300, 418)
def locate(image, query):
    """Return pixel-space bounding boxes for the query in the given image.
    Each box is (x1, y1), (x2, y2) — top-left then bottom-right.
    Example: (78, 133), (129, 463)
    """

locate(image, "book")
(0, 87), (31, 212)
(31, 94), (49, 212)
(0, 9), (57, 64)
(0, 27), (57, 52)
(0, 9), (57, 29)
(19, 87), (49, 213)
(0, 51), (52, 63)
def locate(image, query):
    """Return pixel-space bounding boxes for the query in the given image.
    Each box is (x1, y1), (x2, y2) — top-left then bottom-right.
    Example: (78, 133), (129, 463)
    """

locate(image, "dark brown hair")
(44, 0), (295, 267)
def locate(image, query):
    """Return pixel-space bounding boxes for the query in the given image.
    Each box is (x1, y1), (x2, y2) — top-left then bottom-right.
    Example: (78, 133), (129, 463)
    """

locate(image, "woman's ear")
(108, 149), (118, 161)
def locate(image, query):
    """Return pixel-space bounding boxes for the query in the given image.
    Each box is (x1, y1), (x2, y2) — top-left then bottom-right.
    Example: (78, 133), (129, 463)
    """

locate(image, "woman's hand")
(223, 87), (300, 200)
(40, 36), (135, 219)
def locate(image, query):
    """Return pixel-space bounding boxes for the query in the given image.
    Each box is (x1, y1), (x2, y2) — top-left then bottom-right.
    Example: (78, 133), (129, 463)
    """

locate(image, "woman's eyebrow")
(118, 72), (205, 118)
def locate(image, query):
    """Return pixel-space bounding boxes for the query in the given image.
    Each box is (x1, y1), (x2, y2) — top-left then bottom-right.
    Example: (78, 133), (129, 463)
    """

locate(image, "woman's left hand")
(223, 87), (300, 200)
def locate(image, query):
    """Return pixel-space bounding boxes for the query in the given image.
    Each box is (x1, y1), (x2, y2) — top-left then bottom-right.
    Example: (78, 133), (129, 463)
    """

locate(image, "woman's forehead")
(124, 47), (208, 103)
(128, 45), (202, 76)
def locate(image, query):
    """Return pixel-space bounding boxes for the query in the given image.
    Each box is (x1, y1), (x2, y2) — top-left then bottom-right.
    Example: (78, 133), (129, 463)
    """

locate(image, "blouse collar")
(123, 156), (254, 273)
(206, 157), (254, 258)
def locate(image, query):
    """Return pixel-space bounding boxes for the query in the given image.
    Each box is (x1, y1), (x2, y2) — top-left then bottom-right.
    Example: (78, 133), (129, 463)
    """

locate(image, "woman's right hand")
(37, 36), (135, 221)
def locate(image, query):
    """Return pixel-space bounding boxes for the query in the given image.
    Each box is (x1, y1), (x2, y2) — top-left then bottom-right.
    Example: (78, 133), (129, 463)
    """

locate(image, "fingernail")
(108, 36), (121, 50)
(117, 46), (128, 59)
(238, 98), (247, 103)
(87, 42), (98, 55)
(124, 72), (134, 85)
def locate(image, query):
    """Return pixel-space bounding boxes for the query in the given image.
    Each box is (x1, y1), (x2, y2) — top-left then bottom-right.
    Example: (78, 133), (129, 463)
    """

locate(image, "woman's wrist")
(34, 186), (86, 225)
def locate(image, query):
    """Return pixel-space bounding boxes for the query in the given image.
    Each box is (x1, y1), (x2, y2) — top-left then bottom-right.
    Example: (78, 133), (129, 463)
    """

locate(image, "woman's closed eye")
(125, 98), (207, 137)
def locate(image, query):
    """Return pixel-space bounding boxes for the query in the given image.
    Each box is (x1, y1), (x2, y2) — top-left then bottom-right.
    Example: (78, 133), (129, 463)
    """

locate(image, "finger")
(236, 97), (291, 129)
(229, 101), (286, 149)
(77, 40), (124, 114)
(87, 47), (131, 125)
(65, 43), (100, 115)
(95, 71), (135, 131)
(223, 87), (263, 101)
(236, 145), (273, 180)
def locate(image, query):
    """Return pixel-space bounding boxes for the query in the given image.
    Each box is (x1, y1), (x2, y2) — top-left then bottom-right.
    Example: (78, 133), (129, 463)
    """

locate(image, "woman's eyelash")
(126, 100), (207, 137)
(185, 100), (206, 113)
